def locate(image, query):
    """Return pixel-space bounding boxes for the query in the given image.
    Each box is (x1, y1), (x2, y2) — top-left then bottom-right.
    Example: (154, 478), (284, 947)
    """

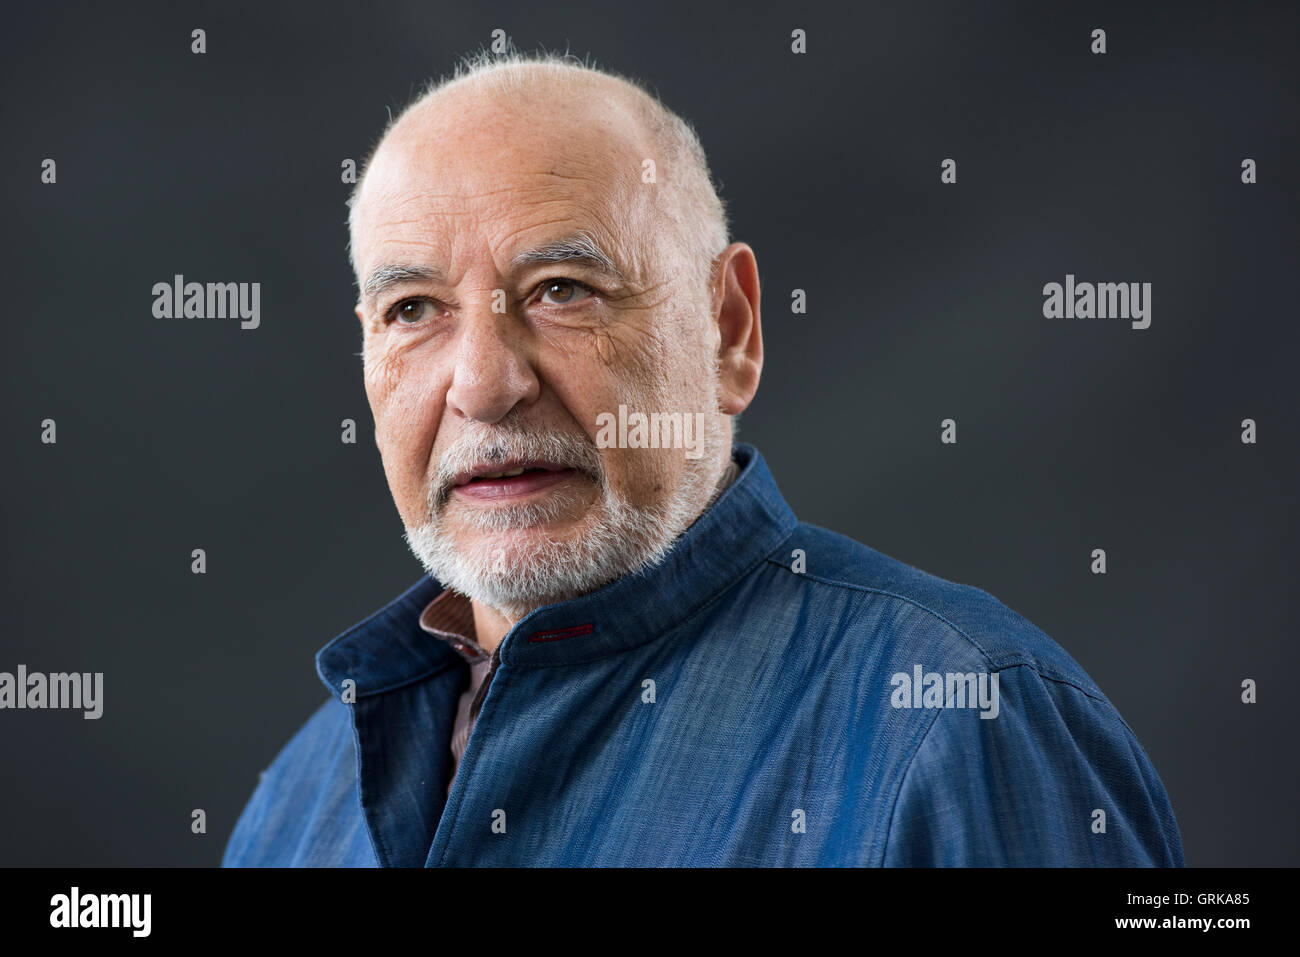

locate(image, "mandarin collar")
(316, 443), (797, 699)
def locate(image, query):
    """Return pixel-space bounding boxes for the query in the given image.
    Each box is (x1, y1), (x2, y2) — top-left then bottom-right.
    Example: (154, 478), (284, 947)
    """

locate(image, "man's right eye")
(388, 298), (437, 325)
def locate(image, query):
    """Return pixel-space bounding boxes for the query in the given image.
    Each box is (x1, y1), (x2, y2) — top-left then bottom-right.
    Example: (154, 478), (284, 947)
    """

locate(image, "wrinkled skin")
(350, 70), (764, 649)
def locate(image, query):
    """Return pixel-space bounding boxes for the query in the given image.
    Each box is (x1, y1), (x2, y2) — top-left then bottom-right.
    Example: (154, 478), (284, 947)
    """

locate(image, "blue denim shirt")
(222, 443), (1184, 867)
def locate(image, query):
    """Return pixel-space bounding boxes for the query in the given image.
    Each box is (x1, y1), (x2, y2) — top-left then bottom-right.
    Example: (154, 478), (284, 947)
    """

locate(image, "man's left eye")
(538, 279), (595, 305)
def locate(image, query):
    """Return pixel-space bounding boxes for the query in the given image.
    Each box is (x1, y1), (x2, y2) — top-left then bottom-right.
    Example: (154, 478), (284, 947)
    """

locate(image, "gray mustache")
(430, 429), (604, 510)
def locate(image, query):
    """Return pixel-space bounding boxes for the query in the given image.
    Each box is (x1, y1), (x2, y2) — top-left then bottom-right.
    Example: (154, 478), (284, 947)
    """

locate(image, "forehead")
(353, 82), (657, 273)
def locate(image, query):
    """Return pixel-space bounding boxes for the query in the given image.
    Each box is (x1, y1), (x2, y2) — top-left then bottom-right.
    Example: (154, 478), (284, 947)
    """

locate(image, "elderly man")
(223, 52), (1184, 867)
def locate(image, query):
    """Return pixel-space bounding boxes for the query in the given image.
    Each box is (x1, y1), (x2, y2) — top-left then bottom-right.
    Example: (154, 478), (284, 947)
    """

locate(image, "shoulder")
(766, 521), (1102, 696)
(221, 696), (361, 867)
(758, 522), (1182, 865)
(256, 695), (355, 786)
(881, 662), (1185, 865)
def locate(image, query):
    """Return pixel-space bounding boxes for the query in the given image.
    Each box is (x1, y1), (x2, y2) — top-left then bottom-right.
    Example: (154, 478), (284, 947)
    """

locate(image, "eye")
(538, 278), (595, 306)
(387, 298), (438, 325)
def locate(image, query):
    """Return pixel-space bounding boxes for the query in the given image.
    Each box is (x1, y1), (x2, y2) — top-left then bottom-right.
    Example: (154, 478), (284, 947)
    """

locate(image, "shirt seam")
(348, 699), (391, 868)
(877, 662), (1154, 865)
(877, 688), (947, 866)
(763, 557), (1107, 702)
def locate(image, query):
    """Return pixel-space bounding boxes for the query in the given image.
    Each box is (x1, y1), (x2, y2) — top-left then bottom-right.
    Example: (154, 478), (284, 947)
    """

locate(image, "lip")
(450, 458), (573, 488)
(449, 460), (582, 503)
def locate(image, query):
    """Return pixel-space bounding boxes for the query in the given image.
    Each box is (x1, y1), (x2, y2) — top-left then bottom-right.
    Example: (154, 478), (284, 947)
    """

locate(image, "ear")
(710, 243), (763, 415)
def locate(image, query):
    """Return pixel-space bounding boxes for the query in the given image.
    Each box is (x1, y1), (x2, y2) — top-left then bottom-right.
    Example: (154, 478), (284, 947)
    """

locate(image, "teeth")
(476, 467), (527, 480)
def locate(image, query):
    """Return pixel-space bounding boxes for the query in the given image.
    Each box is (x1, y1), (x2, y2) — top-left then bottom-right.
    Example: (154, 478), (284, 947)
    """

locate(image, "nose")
(444, 301), (541, 424)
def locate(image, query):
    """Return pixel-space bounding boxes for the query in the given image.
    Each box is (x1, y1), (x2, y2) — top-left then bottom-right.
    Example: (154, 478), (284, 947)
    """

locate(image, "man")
(223, 51), (1184, 867)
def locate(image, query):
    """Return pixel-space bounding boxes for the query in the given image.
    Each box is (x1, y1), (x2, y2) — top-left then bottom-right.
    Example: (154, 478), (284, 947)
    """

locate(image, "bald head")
(346, 51), (729, 298)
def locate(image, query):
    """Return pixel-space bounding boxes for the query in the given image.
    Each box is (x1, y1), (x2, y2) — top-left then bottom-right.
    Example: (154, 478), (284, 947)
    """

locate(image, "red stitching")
(528, 623), (595, 643)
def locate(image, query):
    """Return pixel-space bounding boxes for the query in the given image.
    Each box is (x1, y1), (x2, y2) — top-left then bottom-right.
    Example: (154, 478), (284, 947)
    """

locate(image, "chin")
(406, 496), (682, 619)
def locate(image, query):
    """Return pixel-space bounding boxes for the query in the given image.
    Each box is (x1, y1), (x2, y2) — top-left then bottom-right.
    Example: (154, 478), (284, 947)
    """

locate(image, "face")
(351, 79), (732, 619)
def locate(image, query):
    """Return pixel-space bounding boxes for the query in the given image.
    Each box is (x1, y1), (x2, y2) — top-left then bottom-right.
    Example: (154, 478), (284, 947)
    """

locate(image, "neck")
(470, 602), (514, 656)
(469, 448), (737, 654)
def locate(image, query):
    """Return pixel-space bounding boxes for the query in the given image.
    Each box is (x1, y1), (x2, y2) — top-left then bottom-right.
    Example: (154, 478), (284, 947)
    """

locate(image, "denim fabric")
(222, 443), (1184, 867)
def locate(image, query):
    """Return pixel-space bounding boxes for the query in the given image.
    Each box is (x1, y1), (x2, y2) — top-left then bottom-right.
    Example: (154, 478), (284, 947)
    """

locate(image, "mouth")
(449, 459), (582, 503)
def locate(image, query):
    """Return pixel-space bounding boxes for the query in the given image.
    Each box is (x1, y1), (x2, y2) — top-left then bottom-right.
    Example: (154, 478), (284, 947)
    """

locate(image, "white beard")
(402, 410), (730, 621)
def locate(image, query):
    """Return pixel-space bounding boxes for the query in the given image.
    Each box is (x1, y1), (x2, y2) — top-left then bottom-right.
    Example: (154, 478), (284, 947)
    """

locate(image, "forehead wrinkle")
(365, 175), (614, 246)
(349, 62), (725, 294)
(495, 211), (646, 287)
(359, 143), (657, 290)
(369, 147), (617, 201)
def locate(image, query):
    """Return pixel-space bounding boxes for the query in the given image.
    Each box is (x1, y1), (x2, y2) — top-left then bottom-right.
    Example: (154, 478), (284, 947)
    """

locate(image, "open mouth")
(450, 461), (580, 502)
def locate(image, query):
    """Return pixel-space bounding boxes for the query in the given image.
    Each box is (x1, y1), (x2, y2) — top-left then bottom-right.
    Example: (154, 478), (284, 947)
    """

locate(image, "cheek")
(606, 443), (686, 509)
(600, 325), (672, 398)
(363, 344), (442, 517)
(363, 342), (405, 411)
(366, 346), (439, 439)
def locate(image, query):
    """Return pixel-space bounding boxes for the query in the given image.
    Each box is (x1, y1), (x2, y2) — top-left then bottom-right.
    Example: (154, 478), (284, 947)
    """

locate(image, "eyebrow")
(508, 232), (628, 285)
(360, 231), (629, 308)
(361, 263), (445, 307)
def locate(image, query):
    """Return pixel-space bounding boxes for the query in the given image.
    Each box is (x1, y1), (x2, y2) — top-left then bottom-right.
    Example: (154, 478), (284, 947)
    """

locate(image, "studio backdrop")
(1, 0), (1296, 866)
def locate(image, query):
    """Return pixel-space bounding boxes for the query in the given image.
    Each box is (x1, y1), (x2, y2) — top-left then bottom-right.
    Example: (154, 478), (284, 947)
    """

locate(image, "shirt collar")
(316, 442), (797, 699)
(414, 455), (742, 666)
(418, 589), (488, 664)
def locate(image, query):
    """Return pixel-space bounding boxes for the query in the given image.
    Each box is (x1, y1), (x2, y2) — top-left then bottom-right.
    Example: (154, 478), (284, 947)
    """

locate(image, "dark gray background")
(2, 0), (1295, 866)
